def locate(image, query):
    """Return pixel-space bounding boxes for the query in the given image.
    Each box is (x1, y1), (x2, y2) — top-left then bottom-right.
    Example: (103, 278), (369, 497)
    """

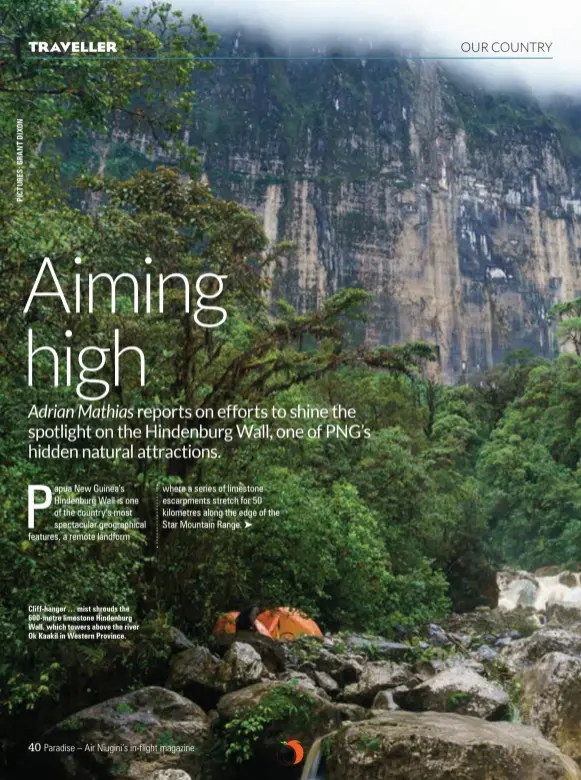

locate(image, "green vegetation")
(116, 702), (135, 714)
(111, 757), (131, 776)
(59, 715), (83, 731)
(549, 297), (581, 356)
(1, 2), (581, 764)
(444, 76), (581, 171)
(446, 691), (472, 711)
(478, 353), (581, 568)
(156, 729), (182, 748)
(221, 684), (315, 763)
(356, 731), (381, 754)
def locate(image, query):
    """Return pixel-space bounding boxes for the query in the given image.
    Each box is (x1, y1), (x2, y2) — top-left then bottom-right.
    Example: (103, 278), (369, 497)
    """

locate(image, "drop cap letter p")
(28, 485), (52, 528)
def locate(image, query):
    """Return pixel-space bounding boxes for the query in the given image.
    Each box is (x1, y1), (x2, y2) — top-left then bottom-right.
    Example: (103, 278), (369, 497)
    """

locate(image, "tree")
(477, 356), (581, 568)
(0, 159), (441, 725)
(549, 297), (581, 356)
(0, 0), (216, 155)
(0, 0), (219, 731)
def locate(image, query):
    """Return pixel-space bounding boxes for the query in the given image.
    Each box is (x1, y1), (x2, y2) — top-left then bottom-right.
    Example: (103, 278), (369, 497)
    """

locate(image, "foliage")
(2, 0), (581, 753)
(221, 683), (315, 764)
(477, 355), (581, 568)
(356, 731), (381, 754)
(0, 0), (217, 163)
(446, 691), (471, 711)
(549, 297), (581, 356)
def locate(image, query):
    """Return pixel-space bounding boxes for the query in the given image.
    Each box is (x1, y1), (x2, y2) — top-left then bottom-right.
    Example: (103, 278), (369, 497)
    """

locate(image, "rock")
(473, 644), (498, 663)
(167, 646), (225, 709)
(216, 680), (340, 773)
(455, 633), (473, 648)
(443, 657), (486, 675)
(341, 662), (412, 707)
(207, 709), (219, 725)
(335, 656), (364, 686)
(217, 681), (278, 719)
(495, 636), (514, 648)
(413, 659), (439, 682)
(216, 680), (338, 726)
(298, 660), (317, 676)
(416, 657), (486, 678)
(499, 629), (581, 674)
(343, 634), (410, 660)
(314, 670), (340, 696)
(559, 572), (578, 588)
(46, 687), (209, 779)
(170, 628), (195, 653)
(313, 648), (363, 686)
(452, 605), (539, 638)
(324, 711), (581, 779)
(371, 690), (398, 711)
(314, 648), (343, 677)
(546, 601), (581, 628)
(278, 670), (319, 695)
(219, 642), (267, 689)
(393, 667), (510, 720)
(426, 623), (452, 647)
(215, 630), (286, 673)
(335, 703), (372, 722)
(149, 772), (191, 780)
(519, 652), (581, 763)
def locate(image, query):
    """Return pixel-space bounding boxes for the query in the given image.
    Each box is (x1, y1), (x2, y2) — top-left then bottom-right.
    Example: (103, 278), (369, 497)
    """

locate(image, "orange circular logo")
(277, 739), (304, 766)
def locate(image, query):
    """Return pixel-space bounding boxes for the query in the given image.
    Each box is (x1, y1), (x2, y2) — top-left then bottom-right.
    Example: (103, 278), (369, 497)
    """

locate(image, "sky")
(174, 0), (581, 96)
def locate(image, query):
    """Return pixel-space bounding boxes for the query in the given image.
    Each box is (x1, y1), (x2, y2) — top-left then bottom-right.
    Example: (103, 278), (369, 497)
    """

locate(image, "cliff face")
(116, 34), (581, 381)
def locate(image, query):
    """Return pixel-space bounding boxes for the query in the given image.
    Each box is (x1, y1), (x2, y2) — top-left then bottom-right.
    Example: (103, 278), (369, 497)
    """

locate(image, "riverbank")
(5, 569), (581, 779)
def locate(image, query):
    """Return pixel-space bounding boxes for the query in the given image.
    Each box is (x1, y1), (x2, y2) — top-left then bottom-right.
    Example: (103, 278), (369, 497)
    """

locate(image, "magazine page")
(1, 1), (581, 778)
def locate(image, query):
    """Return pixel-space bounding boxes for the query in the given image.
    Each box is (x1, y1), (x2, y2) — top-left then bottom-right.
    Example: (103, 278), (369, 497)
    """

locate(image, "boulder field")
(25, 573), (581, 779)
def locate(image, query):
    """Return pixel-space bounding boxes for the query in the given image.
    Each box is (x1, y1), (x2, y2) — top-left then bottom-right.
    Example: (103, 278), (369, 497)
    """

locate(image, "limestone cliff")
(111, 33), (581, 381)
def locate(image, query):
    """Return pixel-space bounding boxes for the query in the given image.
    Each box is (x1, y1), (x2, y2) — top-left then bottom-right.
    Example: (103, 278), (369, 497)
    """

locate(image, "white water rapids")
(498, 571), (581, 611)
(297, 571), (581, 779)
(301, 737), (325, 780)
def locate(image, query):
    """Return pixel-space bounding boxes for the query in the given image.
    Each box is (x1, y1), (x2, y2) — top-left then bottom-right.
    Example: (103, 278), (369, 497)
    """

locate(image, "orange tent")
(214, 607), (322, 640)
(213, 610), (270, 637)
(258, 607), (322, 640)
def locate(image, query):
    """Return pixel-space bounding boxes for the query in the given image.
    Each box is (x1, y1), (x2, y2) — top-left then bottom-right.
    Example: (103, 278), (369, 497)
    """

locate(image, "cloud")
(174, 0), (581, 96)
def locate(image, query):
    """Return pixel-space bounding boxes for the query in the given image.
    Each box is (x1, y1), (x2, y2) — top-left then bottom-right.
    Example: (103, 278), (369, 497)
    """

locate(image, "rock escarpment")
(158, 34), (581, 381)
(76, 33), (581, 381)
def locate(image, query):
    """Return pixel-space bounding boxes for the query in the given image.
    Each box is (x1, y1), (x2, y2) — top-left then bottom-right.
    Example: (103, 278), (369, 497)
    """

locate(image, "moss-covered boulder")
(519, 652), (581, 764)
(499, 629), (581, 674)
(44, 687), (209, 779)
(323, 711), (581, 779)
(393, 667), (510, 720)
(215, 681), (340, 776)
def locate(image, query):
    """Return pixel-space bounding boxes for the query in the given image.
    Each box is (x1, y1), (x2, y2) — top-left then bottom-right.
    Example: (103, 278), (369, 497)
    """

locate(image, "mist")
(173, 0), (581, 97)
